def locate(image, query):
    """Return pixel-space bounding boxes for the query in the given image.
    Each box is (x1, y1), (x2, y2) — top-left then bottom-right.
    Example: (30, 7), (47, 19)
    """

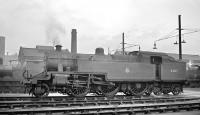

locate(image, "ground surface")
(151, 88), (200, 115)
(0, 88), (200, 115)
(148, 111), (200, 115)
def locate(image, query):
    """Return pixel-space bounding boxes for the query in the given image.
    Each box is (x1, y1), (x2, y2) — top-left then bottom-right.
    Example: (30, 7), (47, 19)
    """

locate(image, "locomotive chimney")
(71, 29), (77, 54)
(55, 45), (62, 51)
(95, 48), (104, 55)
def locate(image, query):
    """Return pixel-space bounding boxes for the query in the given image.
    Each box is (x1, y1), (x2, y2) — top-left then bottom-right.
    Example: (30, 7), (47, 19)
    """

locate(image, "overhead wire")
(155, 28), (200, 42)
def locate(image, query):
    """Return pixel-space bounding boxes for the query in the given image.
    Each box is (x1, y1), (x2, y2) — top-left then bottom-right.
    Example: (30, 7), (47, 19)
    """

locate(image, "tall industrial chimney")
(71, 29), (77, 54)
(0, 36), (5, 65)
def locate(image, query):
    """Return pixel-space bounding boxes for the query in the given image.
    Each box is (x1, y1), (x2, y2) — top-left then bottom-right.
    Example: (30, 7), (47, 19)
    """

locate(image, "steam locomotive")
(21, 46), (186, 97)
(0, 29), (187, 97)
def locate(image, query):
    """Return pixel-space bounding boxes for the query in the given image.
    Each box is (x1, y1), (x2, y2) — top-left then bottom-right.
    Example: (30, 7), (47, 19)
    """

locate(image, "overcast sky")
(0, 0), (200, 55)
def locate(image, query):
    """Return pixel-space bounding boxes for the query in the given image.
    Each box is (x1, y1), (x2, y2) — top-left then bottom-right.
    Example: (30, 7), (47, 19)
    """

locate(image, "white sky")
(0, 0), (200, 55)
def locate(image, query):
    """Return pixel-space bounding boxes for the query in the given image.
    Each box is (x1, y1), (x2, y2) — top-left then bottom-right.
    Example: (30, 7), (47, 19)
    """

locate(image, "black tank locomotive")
(23, 46), (186, 97)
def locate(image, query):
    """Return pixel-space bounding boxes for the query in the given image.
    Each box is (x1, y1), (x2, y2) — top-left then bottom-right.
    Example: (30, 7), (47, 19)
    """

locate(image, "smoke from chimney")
(71, 29), (77, 54)
(45, 16), (66, 46)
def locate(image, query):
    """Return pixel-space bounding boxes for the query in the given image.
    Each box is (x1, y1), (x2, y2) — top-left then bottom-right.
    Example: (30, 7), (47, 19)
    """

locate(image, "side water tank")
(95, 48), (104, 55)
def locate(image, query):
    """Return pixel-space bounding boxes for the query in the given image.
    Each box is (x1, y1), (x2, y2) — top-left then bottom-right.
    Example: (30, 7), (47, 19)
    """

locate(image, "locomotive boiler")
(21, 29), (186, 97)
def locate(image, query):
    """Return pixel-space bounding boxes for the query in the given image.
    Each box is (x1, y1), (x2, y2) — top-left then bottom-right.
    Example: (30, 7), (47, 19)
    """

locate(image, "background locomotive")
(0, 36), (24, 93)
(0, 65), (24, 93)
(186, 64), (200, 87)
(18, 29), (186, 97)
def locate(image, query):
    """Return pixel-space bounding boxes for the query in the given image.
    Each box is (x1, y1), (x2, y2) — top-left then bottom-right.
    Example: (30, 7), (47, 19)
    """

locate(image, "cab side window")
(150, 56), (162, 64)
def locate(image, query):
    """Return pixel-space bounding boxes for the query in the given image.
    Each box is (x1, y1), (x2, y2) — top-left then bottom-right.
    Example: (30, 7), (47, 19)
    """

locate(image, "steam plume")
(45, 15), (66, 46)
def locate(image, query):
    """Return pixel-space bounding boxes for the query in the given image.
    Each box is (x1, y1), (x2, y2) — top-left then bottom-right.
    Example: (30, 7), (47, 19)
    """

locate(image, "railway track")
(0, 94), (200, 114)
(0, 98), (200, 115)
(0, 94), (189, 101)
(1, 96), (199, 109)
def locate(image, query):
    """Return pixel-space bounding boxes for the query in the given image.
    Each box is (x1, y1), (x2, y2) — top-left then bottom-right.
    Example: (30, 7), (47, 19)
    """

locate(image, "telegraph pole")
(178, 15), (182, 60)
(122, 33), (125, 55)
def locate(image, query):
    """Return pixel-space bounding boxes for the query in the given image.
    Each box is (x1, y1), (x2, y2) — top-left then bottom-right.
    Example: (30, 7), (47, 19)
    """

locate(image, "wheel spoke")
(130, 82), (148, 96)
(153, 87), (161, 96)
(162, 87), (171, 95)
(70, 86), (89, 97)
(172, 87), (181, 95)
(145, 84), (153, 96)
(99, 85), (119, 97)
(32, 83), (49, 97)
